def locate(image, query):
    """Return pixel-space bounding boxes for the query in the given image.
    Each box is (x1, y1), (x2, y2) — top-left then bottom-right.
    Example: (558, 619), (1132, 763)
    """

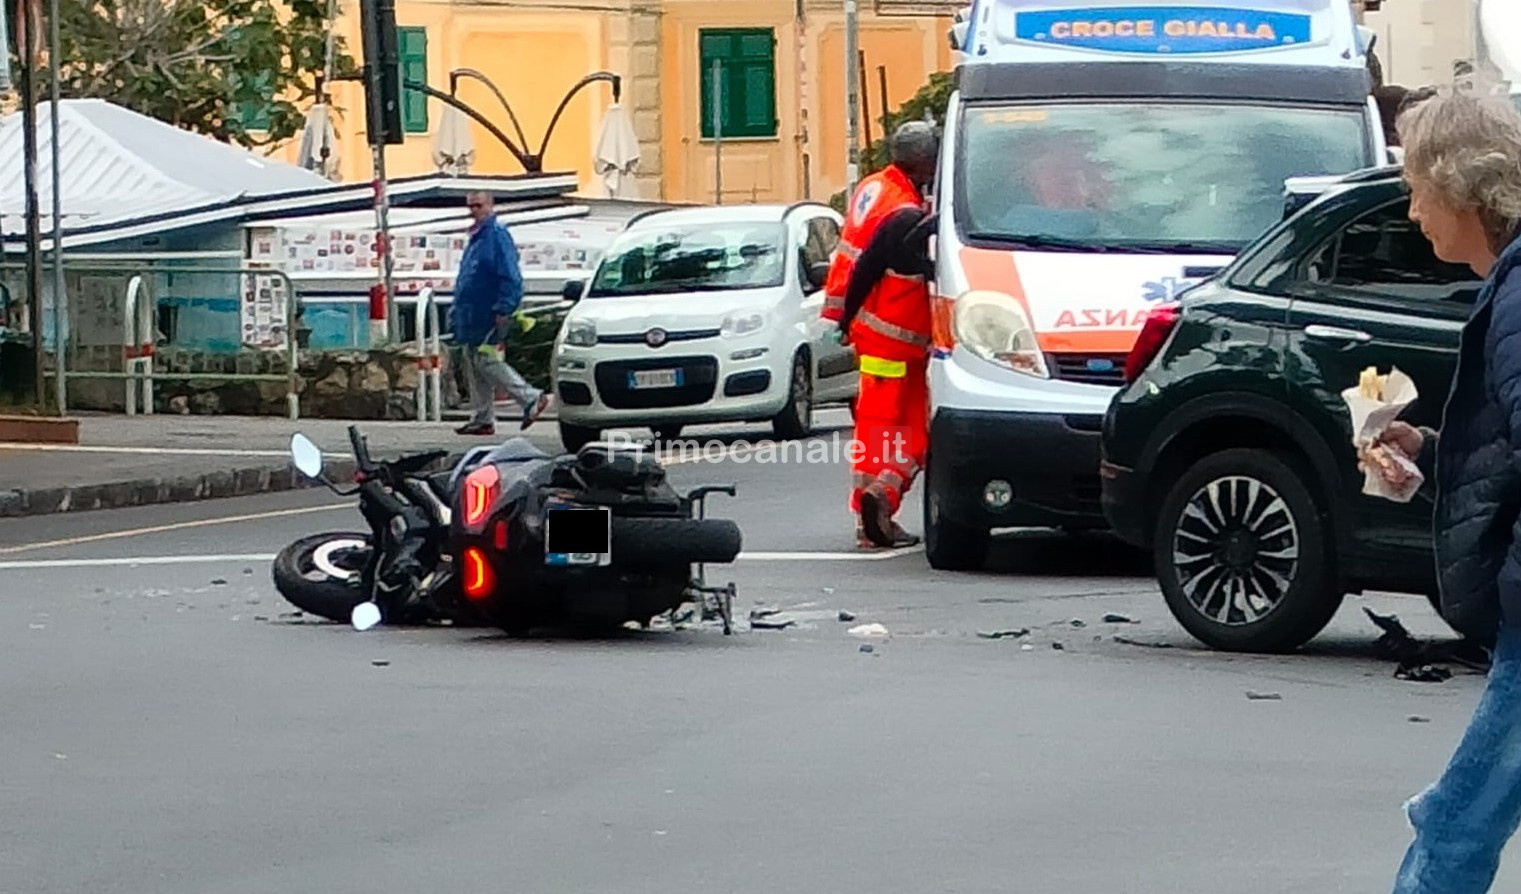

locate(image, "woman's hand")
(1379, 422), (1424, 460)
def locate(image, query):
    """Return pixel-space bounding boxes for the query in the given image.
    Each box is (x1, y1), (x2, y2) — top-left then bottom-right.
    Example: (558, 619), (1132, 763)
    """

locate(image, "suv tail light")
(462, 465), (500, 530)
(462, 547), (493, 599)
(1124, 303), (1181, 383)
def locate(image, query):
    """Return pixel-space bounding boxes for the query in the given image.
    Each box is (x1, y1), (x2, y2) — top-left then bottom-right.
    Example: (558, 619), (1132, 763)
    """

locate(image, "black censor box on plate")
(546, 508), (611, 553)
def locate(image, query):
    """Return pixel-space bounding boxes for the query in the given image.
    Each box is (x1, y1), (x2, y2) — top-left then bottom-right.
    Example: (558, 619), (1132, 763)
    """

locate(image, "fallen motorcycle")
(271, 425), (744, 634)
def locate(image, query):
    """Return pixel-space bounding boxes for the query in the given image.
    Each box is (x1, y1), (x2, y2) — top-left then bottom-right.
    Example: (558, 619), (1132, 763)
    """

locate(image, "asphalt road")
(0, 415), (1509, 893)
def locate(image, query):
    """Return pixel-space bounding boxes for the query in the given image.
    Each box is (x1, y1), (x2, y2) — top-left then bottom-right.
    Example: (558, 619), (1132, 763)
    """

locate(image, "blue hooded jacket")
(450, 217), (523, 347)
(1416, 228), (1521, 644)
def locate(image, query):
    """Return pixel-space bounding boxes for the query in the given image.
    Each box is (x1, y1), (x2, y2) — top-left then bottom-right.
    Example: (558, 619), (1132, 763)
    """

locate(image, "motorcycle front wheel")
(272, 532), (374, 622)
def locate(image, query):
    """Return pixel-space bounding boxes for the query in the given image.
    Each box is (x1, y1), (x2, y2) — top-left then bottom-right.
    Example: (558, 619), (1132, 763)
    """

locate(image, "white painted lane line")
(0, 503), (353, 556)
(0, 443), (292, 457)
(0, 554), (279, 570)
(0, 546), (925, 571)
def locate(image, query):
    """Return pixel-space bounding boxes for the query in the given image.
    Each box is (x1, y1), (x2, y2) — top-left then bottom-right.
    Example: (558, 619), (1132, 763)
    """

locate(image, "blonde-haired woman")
(1368, 88), (1521, 892)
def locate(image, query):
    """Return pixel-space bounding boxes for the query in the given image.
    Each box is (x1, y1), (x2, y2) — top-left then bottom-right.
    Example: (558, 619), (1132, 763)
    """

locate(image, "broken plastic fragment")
(1245, 691), (1282, 701)
(1102, 613), (1137, 624)
(977, 628), (1029, 640)
(838, 610), (857, 622)
(847, 622), (889, 638)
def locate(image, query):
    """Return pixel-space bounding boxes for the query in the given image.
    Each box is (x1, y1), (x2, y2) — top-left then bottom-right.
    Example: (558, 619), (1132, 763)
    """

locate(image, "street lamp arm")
(448, 67), (530, 153)
(403, 80), (533, 171)
(536, 71), (622, 166)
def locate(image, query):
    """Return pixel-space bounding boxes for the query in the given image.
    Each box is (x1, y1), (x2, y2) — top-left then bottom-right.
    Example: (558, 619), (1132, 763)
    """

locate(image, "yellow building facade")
(278, 0), (955, 204)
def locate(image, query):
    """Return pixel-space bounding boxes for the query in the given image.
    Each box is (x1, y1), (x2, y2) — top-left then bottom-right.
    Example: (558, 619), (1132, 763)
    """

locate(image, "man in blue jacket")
(451, 191), (552, 436)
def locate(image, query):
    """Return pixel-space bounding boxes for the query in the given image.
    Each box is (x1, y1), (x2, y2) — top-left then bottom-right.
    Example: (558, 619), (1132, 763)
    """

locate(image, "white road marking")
(0, 443), (291, 457)
(0, 546), (924, 571)
(0, 503), (352, 556)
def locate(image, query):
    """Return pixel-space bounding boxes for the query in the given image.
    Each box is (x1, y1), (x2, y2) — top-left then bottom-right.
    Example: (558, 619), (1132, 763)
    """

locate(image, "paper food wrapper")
(1340, 367), (1423, 503)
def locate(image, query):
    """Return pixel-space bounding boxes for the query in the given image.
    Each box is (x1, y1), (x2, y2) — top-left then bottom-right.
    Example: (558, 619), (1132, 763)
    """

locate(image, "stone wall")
(60, 310), (562, 419)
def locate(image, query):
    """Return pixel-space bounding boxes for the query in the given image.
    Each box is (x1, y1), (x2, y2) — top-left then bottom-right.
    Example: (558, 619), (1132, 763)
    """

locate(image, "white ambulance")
(923, 0), (1387, 568)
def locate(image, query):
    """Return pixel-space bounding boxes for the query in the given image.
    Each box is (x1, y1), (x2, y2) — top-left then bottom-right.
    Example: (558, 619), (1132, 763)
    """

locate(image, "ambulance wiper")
(982, 234), (1111, 253)
(1117, 239), (1240, 255)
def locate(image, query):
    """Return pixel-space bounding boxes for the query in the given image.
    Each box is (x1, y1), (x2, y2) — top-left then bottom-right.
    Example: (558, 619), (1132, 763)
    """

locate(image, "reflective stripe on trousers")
(857, 309), (931, 349)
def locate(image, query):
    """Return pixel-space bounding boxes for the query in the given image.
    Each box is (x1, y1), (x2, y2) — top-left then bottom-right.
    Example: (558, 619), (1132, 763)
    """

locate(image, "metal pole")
(845, 0), (860, 197)
(370, 142), (395, 346)
(20, 0), (46, 410)
(877, 65), (890, 146)
(48, 0), (65, 414)
(858, 49), (872, 171)
(712, 58), (723, 205)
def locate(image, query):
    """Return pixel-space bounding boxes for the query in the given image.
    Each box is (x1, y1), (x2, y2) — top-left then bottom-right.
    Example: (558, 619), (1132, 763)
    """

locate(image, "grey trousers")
(459, 344), (542, 427)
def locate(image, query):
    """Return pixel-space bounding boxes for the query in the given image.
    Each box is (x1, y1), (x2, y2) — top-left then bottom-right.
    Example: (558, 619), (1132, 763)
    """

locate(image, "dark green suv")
(1100, 166), (1483, 653)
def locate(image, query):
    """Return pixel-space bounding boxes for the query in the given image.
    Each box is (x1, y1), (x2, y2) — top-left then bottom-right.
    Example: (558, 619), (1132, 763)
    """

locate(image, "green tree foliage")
(829, 70), (954, 212)
(8, 0), (350, 149)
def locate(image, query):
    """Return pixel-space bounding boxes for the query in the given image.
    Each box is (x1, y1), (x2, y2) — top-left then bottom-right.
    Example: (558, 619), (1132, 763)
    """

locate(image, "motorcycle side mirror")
(351, 601), (382, 631)
(290, 433), (325, 479)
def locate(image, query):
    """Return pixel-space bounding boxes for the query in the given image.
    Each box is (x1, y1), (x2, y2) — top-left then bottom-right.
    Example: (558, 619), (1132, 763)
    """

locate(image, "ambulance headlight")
(952, 290), (1049, 378)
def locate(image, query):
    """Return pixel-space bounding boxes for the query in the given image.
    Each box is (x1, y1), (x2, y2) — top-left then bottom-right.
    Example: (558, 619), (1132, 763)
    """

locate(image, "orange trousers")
(849, 359), (929, 516)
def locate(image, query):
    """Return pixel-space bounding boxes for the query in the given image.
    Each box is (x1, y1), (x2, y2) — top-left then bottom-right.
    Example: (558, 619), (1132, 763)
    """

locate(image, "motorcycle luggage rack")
(684, 484), (738, 635)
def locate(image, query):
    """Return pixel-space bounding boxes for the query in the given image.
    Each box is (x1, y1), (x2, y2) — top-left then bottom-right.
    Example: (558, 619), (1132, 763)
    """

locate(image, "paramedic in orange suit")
(821, 121), (939, 549)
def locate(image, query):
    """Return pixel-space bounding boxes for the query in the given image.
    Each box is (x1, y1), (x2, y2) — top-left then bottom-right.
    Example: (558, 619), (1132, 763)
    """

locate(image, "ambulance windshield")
(956, 101), (1370, 252)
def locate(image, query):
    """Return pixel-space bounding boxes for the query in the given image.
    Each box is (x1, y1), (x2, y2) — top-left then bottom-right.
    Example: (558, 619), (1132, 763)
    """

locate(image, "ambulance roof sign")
(1013, 6), (1312, 53)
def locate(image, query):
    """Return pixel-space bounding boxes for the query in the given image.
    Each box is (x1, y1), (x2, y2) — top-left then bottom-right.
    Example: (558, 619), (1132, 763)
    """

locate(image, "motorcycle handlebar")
(348, 425), (374, 471)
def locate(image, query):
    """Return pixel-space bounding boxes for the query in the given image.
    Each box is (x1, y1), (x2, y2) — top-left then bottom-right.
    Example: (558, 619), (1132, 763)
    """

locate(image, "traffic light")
(359, 0), (404, 145)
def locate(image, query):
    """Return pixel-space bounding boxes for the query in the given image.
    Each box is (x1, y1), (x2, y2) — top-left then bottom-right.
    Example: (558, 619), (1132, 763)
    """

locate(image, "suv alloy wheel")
(1153, 448), (1340, 652)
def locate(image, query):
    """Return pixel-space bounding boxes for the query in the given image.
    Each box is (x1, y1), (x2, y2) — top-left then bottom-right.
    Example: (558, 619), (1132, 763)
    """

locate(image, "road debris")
(1365, 607), (1489, 681)
(1397, 664), (1453, 683)
(210, 579), (227, 586)
(749, 606), (782, 620)
(1409, 715), (1432, 723)
(838, 610), (857, 622)
(848, 623), (890, 639)
(860, 643), (875, 654)
(371, 659), (390, 667)
(1113, 635), (1175, 649)
(1069, 619), (1086, 628)
(751, 617), (796, 630)
(1020, 643), (1034, 651)
(1245, 691), (1283, 701)
(1052, 642), (1065, 651)
(1102, 613), (1138, 624)
(977, 628), (1029, 640)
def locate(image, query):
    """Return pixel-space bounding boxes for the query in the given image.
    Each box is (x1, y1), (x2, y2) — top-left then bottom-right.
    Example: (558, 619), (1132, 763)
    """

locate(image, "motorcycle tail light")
(462, 547), (493, 600)
(462, 465), (500, 530)
(493, 520), (508, 551)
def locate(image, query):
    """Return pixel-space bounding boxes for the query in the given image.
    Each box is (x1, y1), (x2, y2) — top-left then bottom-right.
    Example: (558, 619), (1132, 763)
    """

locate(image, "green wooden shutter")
(235, 71), (273, 131)
(398, 26), (429, 134)
(699, 28), (776, 139)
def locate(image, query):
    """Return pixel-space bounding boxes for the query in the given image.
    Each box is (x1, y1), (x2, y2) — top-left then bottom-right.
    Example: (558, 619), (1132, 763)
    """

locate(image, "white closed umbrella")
(593, 102), (641, 198)
(433, 104), (475, 176)
(297, 103), (339, 179)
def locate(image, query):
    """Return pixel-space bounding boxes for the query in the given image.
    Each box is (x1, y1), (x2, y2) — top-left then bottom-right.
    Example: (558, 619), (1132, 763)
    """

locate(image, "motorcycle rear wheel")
(272, 532), (374, 622)
(611, 517), (742, 565)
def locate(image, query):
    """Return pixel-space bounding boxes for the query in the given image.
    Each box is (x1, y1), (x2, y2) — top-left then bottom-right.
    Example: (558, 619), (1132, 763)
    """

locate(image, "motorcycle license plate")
(545, 506), (612, 567)
(627, 368), (682, 389)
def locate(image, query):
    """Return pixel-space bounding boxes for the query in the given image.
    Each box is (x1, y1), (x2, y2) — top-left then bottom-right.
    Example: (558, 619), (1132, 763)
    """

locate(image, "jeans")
(1393, 623), (1521, 893)
(460, 344), (541, 427)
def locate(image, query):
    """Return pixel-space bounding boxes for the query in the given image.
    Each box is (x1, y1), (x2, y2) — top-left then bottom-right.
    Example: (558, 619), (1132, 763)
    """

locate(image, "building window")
(399, 25), (429, 134)
(698, 28), (777, 140)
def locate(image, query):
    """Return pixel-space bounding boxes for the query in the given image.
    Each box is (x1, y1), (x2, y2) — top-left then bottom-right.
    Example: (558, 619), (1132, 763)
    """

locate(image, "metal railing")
(122, 274), (155, 415)
(415, 286), (443, 422)
(1, 258), (305, 419)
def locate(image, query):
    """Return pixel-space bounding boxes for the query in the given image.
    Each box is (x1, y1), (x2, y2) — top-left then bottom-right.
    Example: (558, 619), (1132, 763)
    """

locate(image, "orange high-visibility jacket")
(821, 165), (934, 367)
